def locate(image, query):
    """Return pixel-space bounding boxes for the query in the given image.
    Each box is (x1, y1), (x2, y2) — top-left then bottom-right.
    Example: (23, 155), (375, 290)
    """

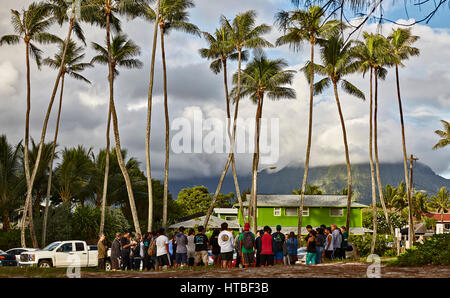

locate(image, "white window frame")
(285, 207), (298, 216)
(274, 208), (281, 216)
(302, 207), (310, 217)
(330, 208), (344, 217)
(225, 216), (237, 221)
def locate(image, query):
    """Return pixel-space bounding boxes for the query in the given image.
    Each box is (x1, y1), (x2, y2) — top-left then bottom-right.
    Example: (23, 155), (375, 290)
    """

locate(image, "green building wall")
(237, 206), (363, 229)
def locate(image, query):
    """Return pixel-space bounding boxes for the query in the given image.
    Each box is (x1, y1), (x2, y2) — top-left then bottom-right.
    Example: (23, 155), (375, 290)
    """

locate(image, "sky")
(0, 0), (449, 184)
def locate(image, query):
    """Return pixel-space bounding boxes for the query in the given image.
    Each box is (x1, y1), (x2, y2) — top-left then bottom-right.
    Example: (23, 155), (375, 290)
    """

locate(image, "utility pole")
(407, 154), (419, 248)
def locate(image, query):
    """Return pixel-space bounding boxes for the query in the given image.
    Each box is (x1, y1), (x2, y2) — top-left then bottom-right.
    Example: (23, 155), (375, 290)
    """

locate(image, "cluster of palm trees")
(0, 135), (146, 231)
(0, 0), (444, 252)
(380, 183), (449, 227)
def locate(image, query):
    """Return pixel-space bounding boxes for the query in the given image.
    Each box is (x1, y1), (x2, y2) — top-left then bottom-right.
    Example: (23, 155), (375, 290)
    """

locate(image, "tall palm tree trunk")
(332, 82), (352, 233)
(373, 68), (396, 248)
(99, 104), (111, 235)
(395, 64), (413, 247)
(106, 13), (141, 235)
(21, 40), (32, 247)
(21, 19), (74, 248)
(42, 72), (65, 246)
(368, 68), (378, 254)
(298, 41), (315, 241)
(160, 26), (169, 229)
(251, 95), (263, 234)
(204, 49), (245, 229)
(145, 1), (160, 232)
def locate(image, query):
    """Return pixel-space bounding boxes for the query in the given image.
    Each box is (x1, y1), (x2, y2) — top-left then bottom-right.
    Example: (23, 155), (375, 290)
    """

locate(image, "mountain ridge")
(169, 162), (450, 206)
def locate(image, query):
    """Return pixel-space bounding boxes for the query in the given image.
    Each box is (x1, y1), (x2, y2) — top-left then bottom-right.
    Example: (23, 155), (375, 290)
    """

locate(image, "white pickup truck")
(19, 240), (112, 270)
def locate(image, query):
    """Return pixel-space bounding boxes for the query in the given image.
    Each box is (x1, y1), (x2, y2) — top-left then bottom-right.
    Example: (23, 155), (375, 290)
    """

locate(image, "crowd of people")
(96, 222), (349, 271)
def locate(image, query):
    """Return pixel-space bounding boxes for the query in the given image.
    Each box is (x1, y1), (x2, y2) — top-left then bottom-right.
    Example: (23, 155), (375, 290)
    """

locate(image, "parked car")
(296, 247), (307, 263)
(19, 240), (111, 270)
(6, 248), (38, 264)
(0, 249), (17, 267)
(296, 243), (357, 264)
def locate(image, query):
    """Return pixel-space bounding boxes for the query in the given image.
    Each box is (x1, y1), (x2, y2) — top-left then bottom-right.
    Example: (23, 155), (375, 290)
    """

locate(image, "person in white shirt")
(155, 228), (171, 270)
(218, 222), (234, 268)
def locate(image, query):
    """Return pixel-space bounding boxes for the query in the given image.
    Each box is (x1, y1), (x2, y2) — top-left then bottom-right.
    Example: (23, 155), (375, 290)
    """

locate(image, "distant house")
(213, 208), (238, 221)
(169, 215), (240, 230)
(236, 194), (370, 235)
(424, 213), (450, 229)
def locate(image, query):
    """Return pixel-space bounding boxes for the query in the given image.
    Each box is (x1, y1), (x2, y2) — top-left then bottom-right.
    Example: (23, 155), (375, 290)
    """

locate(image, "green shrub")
(2, 205), (131, 249)
(392, 234), (450, 266)
(349, 234), (395, 257)
(362, 210), (407, 234)
(0, 230), (21, 250)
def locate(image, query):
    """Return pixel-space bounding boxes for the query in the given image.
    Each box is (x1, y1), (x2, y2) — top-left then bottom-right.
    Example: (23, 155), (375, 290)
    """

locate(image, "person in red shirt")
(260, 226), (274, 267)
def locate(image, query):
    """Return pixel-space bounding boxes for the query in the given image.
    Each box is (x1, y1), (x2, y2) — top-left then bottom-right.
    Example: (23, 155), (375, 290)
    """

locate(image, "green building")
(236, 194), (369, 234)
(213, 208), (238, 221)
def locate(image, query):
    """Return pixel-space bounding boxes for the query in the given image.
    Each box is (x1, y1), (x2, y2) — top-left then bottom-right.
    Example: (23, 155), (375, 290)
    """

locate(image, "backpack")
(148, 238), (157, 256)
(131, 241), (140, 258)
(273, 232), (283, 243)
(242, 232), (255, 250)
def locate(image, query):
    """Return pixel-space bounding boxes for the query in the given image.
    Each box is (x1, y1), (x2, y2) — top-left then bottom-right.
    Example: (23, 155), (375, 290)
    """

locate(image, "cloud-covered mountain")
(169, 162), (450, 206)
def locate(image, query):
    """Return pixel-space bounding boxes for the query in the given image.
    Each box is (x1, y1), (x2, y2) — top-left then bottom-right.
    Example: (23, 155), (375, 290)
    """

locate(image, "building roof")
(213, 208), (238, 215)
(424, 213), (450, 223)
(241, 194), (368, 208)
(169, 215), (241, 230)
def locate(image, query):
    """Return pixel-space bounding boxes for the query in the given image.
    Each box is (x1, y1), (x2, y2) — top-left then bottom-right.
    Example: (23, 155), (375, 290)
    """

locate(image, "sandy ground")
(80, 263), (450, 278)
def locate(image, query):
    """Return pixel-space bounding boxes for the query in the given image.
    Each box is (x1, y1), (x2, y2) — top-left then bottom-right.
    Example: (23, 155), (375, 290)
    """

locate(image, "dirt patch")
(80, 263), (450, 278)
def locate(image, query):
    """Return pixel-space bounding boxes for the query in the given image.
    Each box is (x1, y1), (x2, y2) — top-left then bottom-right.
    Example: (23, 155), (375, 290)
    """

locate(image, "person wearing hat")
(272, 225), (286, 265)
(238, 223), (256, 268)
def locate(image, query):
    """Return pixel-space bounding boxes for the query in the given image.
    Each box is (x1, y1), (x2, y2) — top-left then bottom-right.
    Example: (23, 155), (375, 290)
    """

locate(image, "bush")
(3, 205), (131, 249)
(0, 230), (21, 251)
(392, 234), (450, 266)
(349, 234), (395, 257)
(362, 210), (407, 234)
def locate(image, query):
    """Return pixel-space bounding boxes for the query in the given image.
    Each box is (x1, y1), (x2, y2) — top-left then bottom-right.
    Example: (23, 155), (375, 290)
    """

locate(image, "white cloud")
(78, 91), (107, 108)
(0, 0), (449, 180)
(0, 61), (19, 96)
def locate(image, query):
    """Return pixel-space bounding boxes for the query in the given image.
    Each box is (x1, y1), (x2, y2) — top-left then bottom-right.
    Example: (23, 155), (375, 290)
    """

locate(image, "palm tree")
(353, 32), (395, 253)
(387, 26), (419, 185)
(275, 6), (339, 240)
(199, 25), (249, 221)
(432, 120), (450, 150)
(231, 50), (296, 233)
(0, 136), (24, 232)
(307, 34), (365, 234)
(293, 185), (323, 195)
(154, 0), (200, 228)
(91, 31), (143, 234)
(54, 146), (94, 205)
(141, 0), (161, 233)
(428, 187), (449, 224)
(27, 140), (54, 215)
(41, 40), (92, 246)
(388, 27), (420, 247)
(383, 184), (397, 210)
(392, 181), (408, 211)
(412, 191), (429, 221)
(204, 10), (272, 229)
(0, 2), (60, 248)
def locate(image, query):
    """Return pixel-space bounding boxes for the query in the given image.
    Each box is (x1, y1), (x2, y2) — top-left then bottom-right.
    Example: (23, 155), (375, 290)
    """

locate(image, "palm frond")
(312, 77), (331, 95)
(341, 79), (365, 100)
